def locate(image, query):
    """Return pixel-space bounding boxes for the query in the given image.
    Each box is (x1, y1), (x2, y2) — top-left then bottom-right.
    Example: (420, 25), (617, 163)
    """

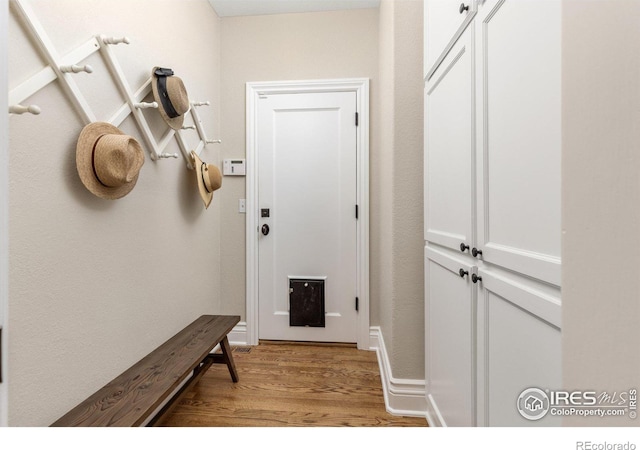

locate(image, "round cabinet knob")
(261, 224), (270, 236)
(472, 247), (483, 258)
(459, 3), (469, 14)
(460, 243), (470, 252)
(472, 274), (482, 284)
(459, 268), (469, 278)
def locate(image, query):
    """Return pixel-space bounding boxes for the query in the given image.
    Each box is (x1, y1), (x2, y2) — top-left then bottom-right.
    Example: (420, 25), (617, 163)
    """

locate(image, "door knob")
(460, 243), (470, 252)
(472, 274), (482, 284)
(459, 268), (469, 278)
(459, 3), (469, 14)
(261, 224), (270, 236)
(472, 247), (483, 257)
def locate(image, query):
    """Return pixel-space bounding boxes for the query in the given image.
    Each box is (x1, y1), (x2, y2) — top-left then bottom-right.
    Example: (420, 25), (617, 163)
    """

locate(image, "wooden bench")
(51, 314), (240, 427)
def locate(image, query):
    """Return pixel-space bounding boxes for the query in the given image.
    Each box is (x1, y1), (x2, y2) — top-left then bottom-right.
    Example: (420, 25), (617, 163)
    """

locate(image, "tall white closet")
(423, 0), (561, 426)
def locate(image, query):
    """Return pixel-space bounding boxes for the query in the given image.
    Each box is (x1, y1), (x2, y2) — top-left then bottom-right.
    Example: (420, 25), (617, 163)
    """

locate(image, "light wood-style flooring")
(160, 341), (428, 427)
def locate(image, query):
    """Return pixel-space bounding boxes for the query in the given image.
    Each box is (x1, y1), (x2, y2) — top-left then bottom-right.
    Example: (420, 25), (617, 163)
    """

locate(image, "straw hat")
(76, 122), (145, 200)
(151, 67), (190, 130)
(191, 151), (222, 209)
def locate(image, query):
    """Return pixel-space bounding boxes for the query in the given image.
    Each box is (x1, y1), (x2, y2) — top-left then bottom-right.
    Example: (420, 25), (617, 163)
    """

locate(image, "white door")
(425, 28), (475, 254)
(425, 245), (475, 427)
(475, 267), (561, 426)
(424, 0), (476, 79)
(257, 91), (358, 343)
(474, 0), (561, 286)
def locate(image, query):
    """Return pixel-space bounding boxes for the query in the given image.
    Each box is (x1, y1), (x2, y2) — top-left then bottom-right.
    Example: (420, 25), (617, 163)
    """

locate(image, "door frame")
(246, 79), (370, 350)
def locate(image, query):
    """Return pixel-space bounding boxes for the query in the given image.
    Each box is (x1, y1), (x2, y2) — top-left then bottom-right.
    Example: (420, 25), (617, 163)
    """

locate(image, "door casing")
(246, 79), (370, 349)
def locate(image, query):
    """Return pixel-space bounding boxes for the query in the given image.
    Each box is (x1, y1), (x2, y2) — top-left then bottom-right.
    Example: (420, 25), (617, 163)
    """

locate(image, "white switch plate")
(238, 199), (246, 213)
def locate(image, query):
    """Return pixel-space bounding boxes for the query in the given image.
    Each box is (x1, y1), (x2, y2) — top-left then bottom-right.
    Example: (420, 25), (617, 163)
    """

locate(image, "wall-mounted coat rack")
(9, 0), (220, 169)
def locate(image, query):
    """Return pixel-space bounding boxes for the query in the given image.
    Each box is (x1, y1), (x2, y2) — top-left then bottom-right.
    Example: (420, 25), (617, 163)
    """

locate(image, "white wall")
(375, 0), (395, 365)
(388, 0), (424, 380)
(8, 0), (221, 426)
(218, 9), (379, 319)
(6, 0), (427, 425)
(218, 2), (424, 381)
(375, 0), (424, 380)
(562, 0), (640, 426)
(0, 0), (9, 427)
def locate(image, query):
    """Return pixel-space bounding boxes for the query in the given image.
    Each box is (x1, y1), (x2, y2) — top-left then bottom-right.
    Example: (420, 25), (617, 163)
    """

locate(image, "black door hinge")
(355, 204), (359, 219)
(355, 112), (359, 126)
(355, 297), (359, 311)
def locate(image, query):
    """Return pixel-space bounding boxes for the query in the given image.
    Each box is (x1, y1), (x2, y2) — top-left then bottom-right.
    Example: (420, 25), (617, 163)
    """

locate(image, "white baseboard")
(212, 323), (427, 420)
(228, 321), (247, 346)
(425, 394), (446, 427)
(210, 322), (248, 354)
(369, 326), (427, 419)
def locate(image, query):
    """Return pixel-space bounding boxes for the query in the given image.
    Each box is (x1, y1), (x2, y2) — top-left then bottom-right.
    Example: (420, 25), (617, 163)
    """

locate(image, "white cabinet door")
(425, 245), (475, 427)
(424, 0), (562, 428)
(425, 29), (475, 254)
(424, 0), (476, 79)
(475, 267), (561, 426)
(474, 0), (561, 286)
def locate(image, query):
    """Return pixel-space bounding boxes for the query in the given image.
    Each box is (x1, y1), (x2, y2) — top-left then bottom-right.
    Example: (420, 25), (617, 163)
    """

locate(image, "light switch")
(238, 199), (246, 213)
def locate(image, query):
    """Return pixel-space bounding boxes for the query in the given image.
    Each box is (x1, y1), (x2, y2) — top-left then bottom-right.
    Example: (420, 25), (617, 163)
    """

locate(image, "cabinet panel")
(424, 0), (562, 428)
(425, 0), (476, 79)
(425, 30), (474, 252)
(476, 268), (561, 427)
(475, 0), (561, 285)
(425, 245), (475, 427)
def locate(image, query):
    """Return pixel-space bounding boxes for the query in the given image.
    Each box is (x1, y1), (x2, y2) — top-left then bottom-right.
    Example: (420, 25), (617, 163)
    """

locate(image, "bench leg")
(220, 336), (239, 382)
(147, 356), (215, 427)
(220, 336), (238, 383)
(206, 336), (240, 382)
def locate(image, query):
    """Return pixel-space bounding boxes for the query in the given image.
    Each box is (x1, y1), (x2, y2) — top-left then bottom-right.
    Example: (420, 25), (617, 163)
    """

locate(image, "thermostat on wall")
(223, 159), (246, 176)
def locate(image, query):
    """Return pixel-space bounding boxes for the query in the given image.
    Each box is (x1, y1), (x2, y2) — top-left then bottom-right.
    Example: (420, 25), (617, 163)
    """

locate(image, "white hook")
(134, 102), (158, 109)
(9, 104), (41, 115)
(191, 101), (210, 107)
(159, 152), (179, 159)
(181, 125), (196, 130)
(206, 139), (222, 144)
(60, 64), (93, 74)
(103, 36), (130, 45)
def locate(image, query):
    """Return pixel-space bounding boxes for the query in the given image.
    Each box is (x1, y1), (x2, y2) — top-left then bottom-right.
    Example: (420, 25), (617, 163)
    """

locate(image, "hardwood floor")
(159, 341), (428, 427)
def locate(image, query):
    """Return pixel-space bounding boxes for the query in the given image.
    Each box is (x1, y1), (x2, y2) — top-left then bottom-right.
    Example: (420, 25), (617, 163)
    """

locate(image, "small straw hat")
(191, 151), (222, 209)
(151, 67), (190, 130)
(76, 122), (145, 200)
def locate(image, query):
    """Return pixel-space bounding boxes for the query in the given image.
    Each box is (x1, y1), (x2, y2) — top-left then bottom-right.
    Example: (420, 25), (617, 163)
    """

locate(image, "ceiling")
(208, 0), (380, 17)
